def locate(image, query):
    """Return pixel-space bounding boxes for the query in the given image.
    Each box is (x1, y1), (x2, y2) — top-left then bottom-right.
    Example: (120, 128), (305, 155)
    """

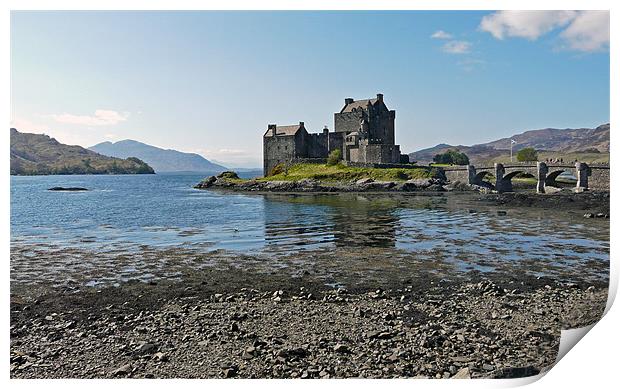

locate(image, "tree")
(326, 149), (342, 165)
(516, 147), (538, 162)
(432, 149), (469, 165)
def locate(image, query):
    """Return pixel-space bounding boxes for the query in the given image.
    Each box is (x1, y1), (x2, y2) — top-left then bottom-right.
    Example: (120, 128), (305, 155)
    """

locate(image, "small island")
(195, 163), (450, 193)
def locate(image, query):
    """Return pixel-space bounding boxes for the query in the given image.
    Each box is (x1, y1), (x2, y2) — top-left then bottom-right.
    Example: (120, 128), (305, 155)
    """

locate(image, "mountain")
(10, 128), (154, 175)
(409, 123), (610, 164)
(90, 139), (227, 173)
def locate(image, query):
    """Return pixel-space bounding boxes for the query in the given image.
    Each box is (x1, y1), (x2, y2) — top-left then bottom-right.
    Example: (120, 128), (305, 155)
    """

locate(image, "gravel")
(10, 276), (606, 379)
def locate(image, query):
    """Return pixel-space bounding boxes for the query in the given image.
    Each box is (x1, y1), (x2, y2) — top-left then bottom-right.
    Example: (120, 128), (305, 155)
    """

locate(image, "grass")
(512, 177), (537, 184)
(251, 163), (437, 182)
(537, 151), (609, 164)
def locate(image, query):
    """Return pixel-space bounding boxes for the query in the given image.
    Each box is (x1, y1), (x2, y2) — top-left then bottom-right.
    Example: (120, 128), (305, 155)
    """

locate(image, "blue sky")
(11, 11), (610, 167)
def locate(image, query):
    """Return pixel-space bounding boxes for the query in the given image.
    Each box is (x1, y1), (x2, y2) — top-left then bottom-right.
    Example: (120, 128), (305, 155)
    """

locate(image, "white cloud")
(441, 40), (472, 54)
(479, 11), (577, 40)
(431, 30), (453, 39)
(479, 10), (609, 52)
(50, 109), (129, 126)
(10, 117), (49, 132)
(560, 11), (609, 52)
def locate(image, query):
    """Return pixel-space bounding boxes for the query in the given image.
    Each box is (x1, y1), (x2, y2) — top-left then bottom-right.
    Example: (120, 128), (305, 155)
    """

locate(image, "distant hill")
(10, 128), (154, 175)
(90, 139), (227, 173)
(410, 123), (610, 164)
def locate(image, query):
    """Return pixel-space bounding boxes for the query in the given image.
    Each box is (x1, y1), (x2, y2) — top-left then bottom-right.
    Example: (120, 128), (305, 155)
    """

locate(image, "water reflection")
(263, 194), (401, 248)
(257, 193), (608, 280)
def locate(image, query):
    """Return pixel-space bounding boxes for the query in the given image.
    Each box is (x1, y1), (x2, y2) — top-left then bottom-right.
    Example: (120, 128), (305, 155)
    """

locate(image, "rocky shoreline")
(10, 265), (607, 379)
(195, 172), (610, 216)
(477, 191), (610, 216)
(195, 173), (450, 193)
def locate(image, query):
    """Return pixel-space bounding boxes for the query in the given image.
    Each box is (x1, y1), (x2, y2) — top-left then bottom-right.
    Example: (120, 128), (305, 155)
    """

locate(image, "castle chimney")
(268, 124), (277, 136)
(299, 121), (304, 128)
(345, 98), (354, 105)
(376, 93), (383, 102)
(323, 126), (329, 134)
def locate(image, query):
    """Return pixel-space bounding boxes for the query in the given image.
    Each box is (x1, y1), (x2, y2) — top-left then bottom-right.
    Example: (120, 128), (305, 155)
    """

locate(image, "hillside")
(90, 140), (227, 173)
(10, 128), (154, 175)
(410, 123), (609, 164)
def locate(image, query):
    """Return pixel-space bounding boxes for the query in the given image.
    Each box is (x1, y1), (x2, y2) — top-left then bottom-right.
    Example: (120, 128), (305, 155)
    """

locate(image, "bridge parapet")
(440, 161), (609, 193)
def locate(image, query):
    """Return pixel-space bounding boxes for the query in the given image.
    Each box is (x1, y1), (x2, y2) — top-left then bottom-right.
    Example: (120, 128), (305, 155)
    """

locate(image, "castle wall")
(335, 111), (364, 133)
(371, 110), (395, 145)
(305, 133), (328, 158)
(328, 132), (344, 154)
(263, 135), (297, 176)
(304, 132), (346, 159)
(264, 130), (349, 176)
(350, 143), (400, 164)
(348, 147), (359, 162)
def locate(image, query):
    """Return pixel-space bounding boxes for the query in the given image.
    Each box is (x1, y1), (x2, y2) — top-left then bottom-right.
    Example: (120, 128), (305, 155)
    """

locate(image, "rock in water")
(194, 176), (217, 189)
(48, 187), (88, 191)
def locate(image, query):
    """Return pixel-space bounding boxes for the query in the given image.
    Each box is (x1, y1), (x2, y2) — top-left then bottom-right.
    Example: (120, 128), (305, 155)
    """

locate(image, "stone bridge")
(442, 162), (609, 193)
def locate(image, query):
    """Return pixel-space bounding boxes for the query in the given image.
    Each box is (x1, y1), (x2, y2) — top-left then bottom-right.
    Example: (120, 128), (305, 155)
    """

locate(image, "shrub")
(395, 170), (409, 180)
(516, 147), (538, 162)
(217, 171), (240, 179)
(268, 163), (285, 176)
(433, 149), (470, 165)
(326, 149), (342, 165)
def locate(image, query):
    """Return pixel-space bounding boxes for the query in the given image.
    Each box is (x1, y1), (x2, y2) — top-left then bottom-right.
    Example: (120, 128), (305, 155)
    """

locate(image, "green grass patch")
(512, 177), (537, 184)
(255, 163), (437, 182)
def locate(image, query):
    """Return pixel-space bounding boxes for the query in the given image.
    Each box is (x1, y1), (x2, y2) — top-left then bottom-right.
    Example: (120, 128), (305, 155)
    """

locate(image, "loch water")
(10, 173), (610, 287)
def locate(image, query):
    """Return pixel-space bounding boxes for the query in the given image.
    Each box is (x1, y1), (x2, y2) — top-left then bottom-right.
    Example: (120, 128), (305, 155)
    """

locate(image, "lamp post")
(510, 139), (516, 162)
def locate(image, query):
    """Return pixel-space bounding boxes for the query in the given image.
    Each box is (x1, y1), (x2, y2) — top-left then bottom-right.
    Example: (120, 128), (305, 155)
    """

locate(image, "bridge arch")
(475, 171), (493, 181)
(502, 171), (525, 181)
(473, 171), (494, 188)
(545, 169), (569, 187)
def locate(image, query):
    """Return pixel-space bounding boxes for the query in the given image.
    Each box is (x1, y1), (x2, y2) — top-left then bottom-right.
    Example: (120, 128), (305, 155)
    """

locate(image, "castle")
(263, 94), (408, 175)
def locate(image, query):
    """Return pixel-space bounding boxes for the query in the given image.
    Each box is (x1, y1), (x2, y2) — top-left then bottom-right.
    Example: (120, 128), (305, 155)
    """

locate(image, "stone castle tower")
(263, 94), (407, 176)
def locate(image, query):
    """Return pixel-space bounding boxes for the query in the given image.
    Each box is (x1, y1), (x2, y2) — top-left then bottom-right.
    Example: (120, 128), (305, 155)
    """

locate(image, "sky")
(11, 11), (610, 168)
